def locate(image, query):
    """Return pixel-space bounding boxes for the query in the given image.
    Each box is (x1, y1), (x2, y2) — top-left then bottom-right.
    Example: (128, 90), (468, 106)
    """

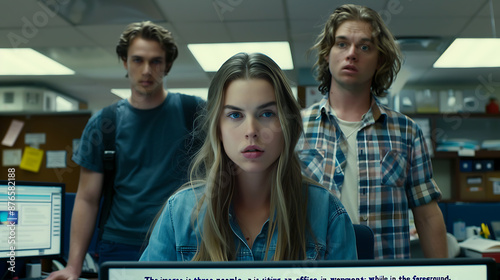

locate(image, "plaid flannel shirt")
(297, 95), (441, 259)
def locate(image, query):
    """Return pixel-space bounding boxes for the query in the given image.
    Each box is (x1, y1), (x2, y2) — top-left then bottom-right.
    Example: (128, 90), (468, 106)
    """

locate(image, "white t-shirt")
(333, 114), (362, 224)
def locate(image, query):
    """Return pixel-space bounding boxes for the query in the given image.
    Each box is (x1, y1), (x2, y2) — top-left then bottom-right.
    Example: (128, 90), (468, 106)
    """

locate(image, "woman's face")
(219, 78), (284, 176)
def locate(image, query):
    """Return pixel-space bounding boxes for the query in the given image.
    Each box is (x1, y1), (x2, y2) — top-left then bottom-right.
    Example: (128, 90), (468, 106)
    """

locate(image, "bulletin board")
(1, 111), (91, 193)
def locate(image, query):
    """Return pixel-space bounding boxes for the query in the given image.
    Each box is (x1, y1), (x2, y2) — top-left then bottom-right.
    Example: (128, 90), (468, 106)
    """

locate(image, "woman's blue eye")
(360, 45), (370, 51)
(261, 111), (275, 118)
(228, 112), (242, 119)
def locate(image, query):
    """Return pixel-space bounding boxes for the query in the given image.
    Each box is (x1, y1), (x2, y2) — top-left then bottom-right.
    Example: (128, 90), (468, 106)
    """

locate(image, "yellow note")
(20, 146), (44, 173)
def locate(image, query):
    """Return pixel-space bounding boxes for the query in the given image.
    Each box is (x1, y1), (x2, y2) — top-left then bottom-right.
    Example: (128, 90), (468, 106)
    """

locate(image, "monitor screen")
(0, 180), (64, 260)
(100, 259), (497, 280)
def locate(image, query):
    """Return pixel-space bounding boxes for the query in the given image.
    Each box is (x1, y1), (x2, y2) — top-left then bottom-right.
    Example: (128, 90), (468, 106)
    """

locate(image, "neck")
(329, 83), (371, 122)
(128, 89), (167, 109)
(235, 170), (272, 208)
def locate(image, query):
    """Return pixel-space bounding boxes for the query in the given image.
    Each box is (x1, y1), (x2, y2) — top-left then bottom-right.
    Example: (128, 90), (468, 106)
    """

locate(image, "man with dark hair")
(297, 4), (447, 259)
(48, 21), (204, 279)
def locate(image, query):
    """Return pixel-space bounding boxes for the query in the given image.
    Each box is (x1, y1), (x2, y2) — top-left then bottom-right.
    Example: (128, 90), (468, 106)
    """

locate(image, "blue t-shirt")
(73, 93), (204, 246)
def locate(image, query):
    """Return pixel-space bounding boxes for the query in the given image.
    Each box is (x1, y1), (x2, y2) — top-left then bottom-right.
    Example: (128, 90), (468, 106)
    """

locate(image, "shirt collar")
(368, 96), (388, 125)
(316, 93), (388, 125)
(316, 94), (330, 120)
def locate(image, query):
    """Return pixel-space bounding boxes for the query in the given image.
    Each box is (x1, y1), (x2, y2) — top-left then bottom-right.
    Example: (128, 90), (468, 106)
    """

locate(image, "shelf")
(434, 150), (500, 159)
(408, 113), (500, 119)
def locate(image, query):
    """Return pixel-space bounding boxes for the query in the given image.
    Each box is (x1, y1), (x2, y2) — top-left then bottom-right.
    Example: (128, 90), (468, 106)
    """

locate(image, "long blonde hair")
(188, 52), (308, 261)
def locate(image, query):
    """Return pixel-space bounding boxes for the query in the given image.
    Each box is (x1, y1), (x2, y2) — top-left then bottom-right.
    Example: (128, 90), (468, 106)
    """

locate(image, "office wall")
(1, 112), (91, 192)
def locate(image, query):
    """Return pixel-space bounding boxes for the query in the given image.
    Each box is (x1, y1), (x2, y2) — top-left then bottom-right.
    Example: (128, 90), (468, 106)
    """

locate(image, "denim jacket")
(140, 183), (357, 261)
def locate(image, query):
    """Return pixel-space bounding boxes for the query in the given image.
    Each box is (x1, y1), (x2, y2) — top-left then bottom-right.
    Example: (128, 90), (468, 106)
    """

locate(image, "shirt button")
(336, 168), (341, 174)
(362, 216), (368, 221)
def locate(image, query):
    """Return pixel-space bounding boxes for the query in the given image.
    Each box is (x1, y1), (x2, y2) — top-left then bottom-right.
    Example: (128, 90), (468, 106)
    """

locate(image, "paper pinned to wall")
(19, 146), (44, 173)
(46, 150), (67, 168)
(25, 133), (46, 148)
(2, 149), (22, 167)
(1, 119), (24, 147)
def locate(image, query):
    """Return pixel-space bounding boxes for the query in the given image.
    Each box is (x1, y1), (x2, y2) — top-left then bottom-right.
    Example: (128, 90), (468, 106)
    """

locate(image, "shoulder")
(301, 101), (322, 120)
(167, 184), (205, 209)
(100, 99), (129, 120)
(305, 182), (344, 209)
(377, 103), (422, 135)
(81, 103), (119, 133)
(304, 182), (348, 222)
(379, 104), (409, 120)
(170, 92), (206, 107)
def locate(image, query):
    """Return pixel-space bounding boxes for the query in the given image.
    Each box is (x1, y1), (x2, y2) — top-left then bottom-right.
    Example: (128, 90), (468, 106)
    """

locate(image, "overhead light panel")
(188, 42), (294, 72)
(0, 48), (75, 75)
(433, 38), (500, 68)
(110, 89), (131, 99)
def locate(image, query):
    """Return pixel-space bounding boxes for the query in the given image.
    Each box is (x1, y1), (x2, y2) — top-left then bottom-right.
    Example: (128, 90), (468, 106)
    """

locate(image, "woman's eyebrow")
(223, 101), (277, 111)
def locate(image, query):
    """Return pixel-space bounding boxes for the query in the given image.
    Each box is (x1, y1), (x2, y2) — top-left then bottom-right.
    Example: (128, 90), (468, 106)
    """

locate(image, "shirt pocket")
(305, 242), (326, 260)
(380, 150), (408, 188)
(176, 246), (198, 261)
(298, 149), (326, 183)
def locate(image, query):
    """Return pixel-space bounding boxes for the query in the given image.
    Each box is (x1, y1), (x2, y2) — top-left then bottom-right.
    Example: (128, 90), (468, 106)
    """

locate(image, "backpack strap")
(98, 102), (118, 241)
(96, 95), (202, 241)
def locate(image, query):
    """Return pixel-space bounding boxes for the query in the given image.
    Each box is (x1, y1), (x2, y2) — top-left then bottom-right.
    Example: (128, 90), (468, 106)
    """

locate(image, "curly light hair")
(312, 4), (402, 96)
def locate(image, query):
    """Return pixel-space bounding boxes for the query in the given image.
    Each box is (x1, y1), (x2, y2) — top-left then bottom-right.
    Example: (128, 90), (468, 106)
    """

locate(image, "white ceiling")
(1, 0), (499, 111)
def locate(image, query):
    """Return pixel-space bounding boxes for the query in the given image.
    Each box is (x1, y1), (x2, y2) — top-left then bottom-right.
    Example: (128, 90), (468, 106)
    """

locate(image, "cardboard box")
(459, 173), (486, 201)
(486, 172), (500, 201)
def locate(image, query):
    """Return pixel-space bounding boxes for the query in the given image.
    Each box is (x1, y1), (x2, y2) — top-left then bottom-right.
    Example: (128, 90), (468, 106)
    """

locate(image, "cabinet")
(408, 113), (500, 202)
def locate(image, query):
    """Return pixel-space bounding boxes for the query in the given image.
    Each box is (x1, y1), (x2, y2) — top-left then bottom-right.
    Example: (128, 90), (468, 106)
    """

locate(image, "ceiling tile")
(76, 22), (177, 47)
(52, 0), (165, 25)
(286, 0), (387, 20)
(218, 0), (285, 21)
(0, 27), (95, 48)
(154, 0), (221, 22)
(226, 21), (288, 42)
(173, 21), (231, 43)
(388, 18), (468, 37)
(0, 0), (70, 28)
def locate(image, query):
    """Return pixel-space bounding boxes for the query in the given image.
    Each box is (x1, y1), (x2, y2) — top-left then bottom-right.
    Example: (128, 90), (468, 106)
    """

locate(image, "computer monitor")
(100, 259), (498, 280)
(0, 180), (65, 261)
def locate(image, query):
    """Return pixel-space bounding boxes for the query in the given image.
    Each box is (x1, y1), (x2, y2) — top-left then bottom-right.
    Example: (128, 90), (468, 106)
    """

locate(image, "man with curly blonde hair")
(297, 4), (447, 259)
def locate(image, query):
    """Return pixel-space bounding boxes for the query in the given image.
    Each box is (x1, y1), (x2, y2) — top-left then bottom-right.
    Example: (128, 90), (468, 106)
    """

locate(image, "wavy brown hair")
(116, 21), (178, 75)
(312, 4), (402, 96)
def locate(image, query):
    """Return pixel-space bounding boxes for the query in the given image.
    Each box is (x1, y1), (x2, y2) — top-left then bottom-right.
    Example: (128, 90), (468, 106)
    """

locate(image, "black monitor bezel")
(0, 180), (65, 261)
(100, 258), (498, 280)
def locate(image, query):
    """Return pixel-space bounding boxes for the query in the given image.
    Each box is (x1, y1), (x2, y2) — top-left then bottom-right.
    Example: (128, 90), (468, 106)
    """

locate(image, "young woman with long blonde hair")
(140, 52), (357, 261)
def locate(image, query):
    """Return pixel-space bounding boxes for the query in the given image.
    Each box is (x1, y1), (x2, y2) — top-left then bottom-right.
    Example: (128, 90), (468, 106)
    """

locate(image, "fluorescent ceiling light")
(433, 38), (500, 68)
(110, 89), (131, 99)
(0, 48), (75, 75)
(188, 42), (294, 72)
(111, 88), (209, 100)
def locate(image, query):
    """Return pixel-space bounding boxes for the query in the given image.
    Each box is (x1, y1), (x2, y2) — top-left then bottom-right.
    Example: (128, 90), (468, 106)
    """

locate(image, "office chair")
(353, 224), (375, 259)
